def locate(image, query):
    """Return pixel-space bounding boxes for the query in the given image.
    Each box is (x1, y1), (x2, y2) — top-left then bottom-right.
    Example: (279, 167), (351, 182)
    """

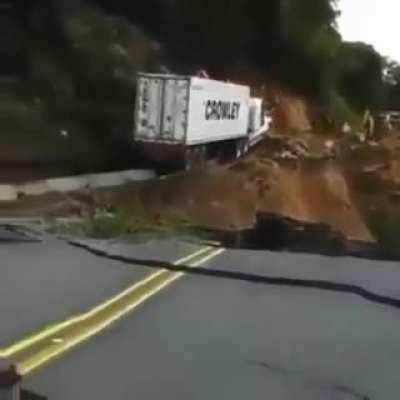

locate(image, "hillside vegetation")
(5, 0), (400, 251)
(4, 0), (400, 165)
(3, 0), (160, 169)
(67, 0), (400, 120)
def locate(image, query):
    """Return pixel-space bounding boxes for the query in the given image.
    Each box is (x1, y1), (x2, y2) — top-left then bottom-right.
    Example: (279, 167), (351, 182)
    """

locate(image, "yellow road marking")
(0, 246), (211, 358)
(0, 246), (224, 375)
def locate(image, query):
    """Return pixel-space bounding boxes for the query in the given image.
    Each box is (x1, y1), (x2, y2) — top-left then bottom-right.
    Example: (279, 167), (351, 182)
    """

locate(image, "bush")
(367, 209), (400, 248)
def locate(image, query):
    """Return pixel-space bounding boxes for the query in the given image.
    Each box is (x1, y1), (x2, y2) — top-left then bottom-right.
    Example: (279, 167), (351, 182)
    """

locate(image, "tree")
(334, 42), (384, 112)
(383, 60), (400, 110)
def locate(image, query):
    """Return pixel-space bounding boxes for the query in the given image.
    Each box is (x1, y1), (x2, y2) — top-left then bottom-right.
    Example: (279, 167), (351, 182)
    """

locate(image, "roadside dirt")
(270, 90), (312, 133)
(342, 134), (400, 248)
(135, 156), (372, 241)
(4, 127), (400, 247)
(0, 140), (374, 243)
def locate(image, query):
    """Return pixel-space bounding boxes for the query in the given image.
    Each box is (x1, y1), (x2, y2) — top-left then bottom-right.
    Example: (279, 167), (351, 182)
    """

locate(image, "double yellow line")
(0, 246), (224, 376)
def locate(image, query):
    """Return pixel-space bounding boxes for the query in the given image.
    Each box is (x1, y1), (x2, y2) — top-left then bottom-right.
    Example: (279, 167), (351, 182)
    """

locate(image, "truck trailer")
(134, 73), (270, 170)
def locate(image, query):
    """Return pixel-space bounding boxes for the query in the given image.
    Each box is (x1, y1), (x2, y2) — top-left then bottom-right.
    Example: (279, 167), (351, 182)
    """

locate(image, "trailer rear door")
(161, 78), (188, 142)
(135, 74), (189, 143)
(135, 76), (162, 140)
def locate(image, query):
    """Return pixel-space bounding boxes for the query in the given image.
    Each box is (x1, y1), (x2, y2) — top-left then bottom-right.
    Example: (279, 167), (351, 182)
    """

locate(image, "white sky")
(338, 0), (400, 61)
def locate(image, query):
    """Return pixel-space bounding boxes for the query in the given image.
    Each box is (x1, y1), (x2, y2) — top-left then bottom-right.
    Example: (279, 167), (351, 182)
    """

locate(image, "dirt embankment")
(0, 151), (373, 243)
(5, 92), (400, 248)
(122, 152), (372, 242)
(10, 133), (400, 252)
(124, 91), (375, 241)
(270, 90), (312, 133)
(342, 135), (400, 248)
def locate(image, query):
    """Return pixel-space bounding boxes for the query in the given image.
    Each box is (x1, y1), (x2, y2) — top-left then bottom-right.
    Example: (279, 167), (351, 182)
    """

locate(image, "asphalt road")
(24, 244), (400, 400)
(0, 232), (200, 345)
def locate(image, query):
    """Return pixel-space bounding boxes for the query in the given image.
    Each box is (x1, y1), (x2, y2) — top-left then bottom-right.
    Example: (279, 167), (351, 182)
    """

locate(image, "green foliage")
(367, 208), (400, 248)
(84, 212), (128, 239)
(11, 0), (158, 165)
(334, 42), (385, 112)
(94, 0), (387, 117)
(52, 209), (139, 239)
(324, 90), (357, 126)
(51, 202), (203, 240)
(383, 59), (400, 109)
(12, 0), (396, 158)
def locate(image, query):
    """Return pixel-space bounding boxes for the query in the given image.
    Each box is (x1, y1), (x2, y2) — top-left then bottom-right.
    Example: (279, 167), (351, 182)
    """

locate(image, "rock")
(324, 140), (335, 150)
(279, 151), (298, 160)
(284, 138), (310, 158)
(354, 131), (366, 143)
(259, 158), (279, 169)
(362, 164), (388, 174)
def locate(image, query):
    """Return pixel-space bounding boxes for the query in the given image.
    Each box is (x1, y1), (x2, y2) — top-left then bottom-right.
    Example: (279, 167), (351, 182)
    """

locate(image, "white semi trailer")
(134, 72), (270, 170)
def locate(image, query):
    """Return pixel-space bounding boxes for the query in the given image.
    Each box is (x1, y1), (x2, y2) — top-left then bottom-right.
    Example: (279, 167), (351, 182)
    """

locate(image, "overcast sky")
(338, 0), (399, 61)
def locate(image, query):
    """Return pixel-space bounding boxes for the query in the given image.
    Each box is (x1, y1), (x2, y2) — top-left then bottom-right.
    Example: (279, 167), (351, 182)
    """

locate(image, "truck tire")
(235, 140), (243, 160)
(199, 145), (207, 169)
(185, 145), (206, 171)
(185, 148), (194, 171)
(235, 139), (249, 160)
(243, 140), (249, 154)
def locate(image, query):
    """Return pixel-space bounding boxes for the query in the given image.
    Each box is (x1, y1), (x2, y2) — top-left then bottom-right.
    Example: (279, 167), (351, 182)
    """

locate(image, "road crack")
(69, 239), (400, 312)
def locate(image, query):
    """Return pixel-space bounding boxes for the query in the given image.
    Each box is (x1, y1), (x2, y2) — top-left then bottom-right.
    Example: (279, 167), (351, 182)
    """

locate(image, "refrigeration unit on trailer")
(134, 73), (269, 169)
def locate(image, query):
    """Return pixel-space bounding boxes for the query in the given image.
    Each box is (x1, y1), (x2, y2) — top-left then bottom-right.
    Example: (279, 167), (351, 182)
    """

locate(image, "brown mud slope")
(271, 91), (312, 133)
(244, 159), (372, 241)
(343, 134), (400, 247)
(130, 153), (373, 242)
(0, 147), (373, 243)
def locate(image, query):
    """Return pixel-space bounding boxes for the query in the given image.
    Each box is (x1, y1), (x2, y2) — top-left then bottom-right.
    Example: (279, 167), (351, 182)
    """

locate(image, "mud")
(196, 212), (400, 261)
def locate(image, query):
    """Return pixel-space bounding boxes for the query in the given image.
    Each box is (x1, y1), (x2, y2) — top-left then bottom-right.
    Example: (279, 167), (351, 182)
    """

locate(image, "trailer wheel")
(244, 141), (249, 154)
(235, 139), (249, 160)
(198, 145), (207, 169)
(235, 141), (243, 160)
(185, 148), (194, 171)
(185, 145), (206, 171)
(240, 139), (249, 156)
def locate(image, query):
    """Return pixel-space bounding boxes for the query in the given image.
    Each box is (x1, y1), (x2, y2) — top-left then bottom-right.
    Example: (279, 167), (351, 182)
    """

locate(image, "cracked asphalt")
(14, 239), (400, 400)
